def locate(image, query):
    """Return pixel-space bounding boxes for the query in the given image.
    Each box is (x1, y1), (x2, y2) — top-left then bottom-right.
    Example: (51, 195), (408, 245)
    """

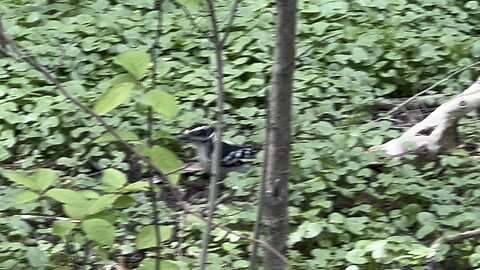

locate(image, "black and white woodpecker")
(177, 123), (259, 178)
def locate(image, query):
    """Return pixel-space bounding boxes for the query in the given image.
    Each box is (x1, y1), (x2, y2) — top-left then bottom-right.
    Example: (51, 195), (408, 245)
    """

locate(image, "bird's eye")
(193, 130), (207, 136)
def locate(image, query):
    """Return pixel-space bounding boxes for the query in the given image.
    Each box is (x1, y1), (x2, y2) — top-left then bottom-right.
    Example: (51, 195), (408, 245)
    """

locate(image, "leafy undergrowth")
(0, 0), (479, 269)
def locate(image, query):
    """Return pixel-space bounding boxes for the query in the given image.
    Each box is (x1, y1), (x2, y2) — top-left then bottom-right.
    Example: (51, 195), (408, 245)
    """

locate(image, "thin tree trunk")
(263, 0), (296, 269)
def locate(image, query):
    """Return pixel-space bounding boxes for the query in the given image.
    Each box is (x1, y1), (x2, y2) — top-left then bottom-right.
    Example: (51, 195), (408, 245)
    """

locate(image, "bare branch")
(175, 2), (211, 40)
(147, 1), (165, 269)
(199, 0), (225, 268)
(219, 0), (239, 48)
(426, 228), (480, 270)
(262, 0), (297, 269)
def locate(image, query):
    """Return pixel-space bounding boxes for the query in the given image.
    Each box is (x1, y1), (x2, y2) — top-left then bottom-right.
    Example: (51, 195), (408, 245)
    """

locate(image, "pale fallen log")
(372, 77), (480, 162)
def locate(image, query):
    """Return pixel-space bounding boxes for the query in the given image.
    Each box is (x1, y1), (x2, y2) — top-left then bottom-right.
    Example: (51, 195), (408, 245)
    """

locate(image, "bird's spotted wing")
(221, 147), (259, 167)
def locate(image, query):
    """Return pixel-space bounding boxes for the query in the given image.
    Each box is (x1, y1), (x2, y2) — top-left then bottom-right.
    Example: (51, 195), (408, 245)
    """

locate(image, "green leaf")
(101, 169), (127, 189)
(176, 0), (201, 11)
(33, 168), (59, 191)
(114, 50), (150, 79)
(365, 240), (387, 259)
(137, 259), (181, 270)
(63, 204), (87, 220)
(113, 195), (135, 208)
(472, 40), (480, 58)
(345, 217), (368, 235)
(15, 190), (39, 204)
(416, 212), (436, 224)
(88, 194), (120, 215)
(136, 225), (173, 249)
(300, 221), (323, 238)
(82, 219), (116, 246)
(345, 249), (368, 264)
(145, 90), (179, 119)
(94, 131), (139, 143)
(408, 245), (431, 258)
(46, 188), (89, 206)
(52, 220), (76, 237)
(120, 181), (149, 192)
(26, 247), (49, 268)
(146, 146), (182, 185)
(2, 171), (37, 190)
(315, 121), (335, 135)
(469, 253), (480, 267)
(416, 223), (438, 239)
(93, 82), (135, 115)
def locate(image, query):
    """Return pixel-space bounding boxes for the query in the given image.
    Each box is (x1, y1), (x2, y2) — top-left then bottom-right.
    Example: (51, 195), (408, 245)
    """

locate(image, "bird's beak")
(176, 134), (188, 140)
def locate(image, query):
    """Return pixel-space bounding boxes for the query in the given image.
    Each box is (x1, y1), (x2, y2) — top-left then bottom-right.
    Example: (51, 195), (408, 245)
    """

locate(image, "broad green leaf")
(110, 73), (139, 86)
(113, 195), (135, 208)
(345, 217), (367, 235)
(365, 240), (387, 259)
(314, 121), (335, 135)
(416, 212), (436, 224)
(52, 220), (76, 237)
(120, 181), (149, 192)
(416, 223), (438, 239)
(145, 146), (182, 185)
(136, 225), (173, 249)
(345, 249), (368, 264)
(15, 190), (39, 204)
(469, 253), (480, 267)
(33, 168), (59, 191)
(88, 194), (120, 215)
(114, 50), (150, 79)
(46, 188), (88, 206)
(94, 131), (139, 143)
(145, 90), (179, 119)
(137, 259), (181, 270)
(472, 40), (480, 57)
(63, 204), (87, 220)
(82, 219), (116, 246)
(176, 0), (201, 11)
(408, 245), (431, 258)
(2, 171), (37, 190)
(26, 247), (49, 268)
(301, 221), (323, 238)
(93, 82), (135, 115)
(101, 169), (127, 189)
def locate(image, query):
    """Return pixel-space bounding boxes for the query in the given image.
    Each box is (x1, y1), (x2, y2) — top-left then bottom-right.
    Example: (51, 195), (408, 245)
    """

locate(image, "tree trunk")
(263, 0), (296, 269)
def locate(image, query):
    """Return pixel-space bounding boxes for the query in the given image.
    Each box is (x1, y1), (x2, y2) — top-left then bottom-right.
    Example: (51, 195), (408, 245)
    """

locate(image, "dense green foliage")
(0, 0), (479, 269)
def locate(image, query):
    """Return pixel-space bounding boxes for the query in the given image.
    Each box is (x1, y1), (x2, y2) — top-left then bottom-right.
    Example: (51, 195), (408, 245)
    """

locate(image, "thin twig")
(176, 2), (211, 40)
(249, 144), (268, 269)
(0, 14), (289, 266)
(219, 0), (239, 48)
(376, 60), (480, 122)
(147, 0), (163, 270)
(148, 1), (165, 270)
(199, 1), (225, 268)
(165, 163), (194, 175)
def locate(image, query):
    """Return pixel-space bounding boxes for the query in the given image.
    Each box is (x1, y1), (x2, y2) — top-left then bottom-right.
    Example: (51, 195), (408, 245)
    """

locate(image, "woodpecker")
(177, 123), (259, 178)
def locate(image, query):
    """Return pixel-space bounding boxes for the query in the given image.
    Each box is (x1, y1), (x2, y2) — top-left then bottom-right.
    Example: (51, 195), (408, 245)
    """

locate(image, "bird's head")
(177, 123), (215, 144)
